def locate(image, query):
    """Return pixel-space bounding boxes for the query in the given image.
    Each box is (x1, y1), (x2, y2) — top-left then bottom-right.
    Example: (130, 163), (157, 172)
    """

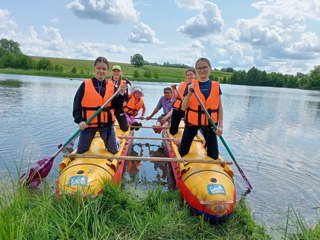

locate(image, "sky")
(1, 0), (320, 74)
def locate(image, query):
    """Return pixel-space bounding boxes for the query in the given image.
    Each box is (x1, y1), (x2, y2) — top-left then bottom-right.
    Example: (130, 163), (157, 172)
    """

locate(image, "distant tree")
(133, 70), (140, 78)
(221, 67), (234, 73)
(307, 65), (320, 90)
(246, 66), (260, 85)
(222, 76), (227, 83)
(37, 58), (53, 70)
(0, 38), (21, 54)
(153, 71), (159, 79)
(130, 54), (144, 67)
(71, 66), (77, 73)
(296, 72), (306, 78)
(230, 70), (246, 85)
(15, 54), (34, 69)
(268, 72), (284, 87)
(144, 69), (152, 78)
(54, 64), (64, 72)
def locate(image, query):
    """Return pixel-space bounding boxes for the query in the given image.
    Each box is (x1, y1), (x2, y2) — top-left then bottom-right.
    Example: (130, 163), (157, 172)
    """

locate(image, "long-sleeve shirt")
(73, 77), (125, 124)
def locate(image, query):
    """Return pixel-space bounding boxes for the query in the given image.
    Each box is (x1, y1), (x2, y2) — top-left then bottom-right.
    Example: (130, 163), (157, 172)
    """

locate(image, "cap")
(112, 65), (121, 71)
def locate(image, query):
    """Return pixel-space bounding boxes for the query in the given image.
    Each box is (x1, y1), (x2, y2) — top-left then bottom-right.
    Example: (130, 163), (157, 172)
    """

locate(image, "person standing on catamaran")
(73, 57), (127, 154)
(179, 58), (223, 159)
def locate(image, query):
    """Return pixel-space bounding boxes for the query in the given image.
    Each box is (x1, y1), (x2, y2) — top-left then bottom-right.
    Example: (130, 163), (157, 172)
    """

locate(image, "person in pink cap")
(123, 88), (146, 130)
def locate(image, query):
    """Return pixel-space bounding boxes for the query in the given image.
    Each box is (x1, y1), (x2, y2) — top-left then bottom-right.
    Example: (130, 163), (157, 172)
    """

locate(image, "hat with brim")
(131, 88), (144, 97)
(112, 65), (121, 71)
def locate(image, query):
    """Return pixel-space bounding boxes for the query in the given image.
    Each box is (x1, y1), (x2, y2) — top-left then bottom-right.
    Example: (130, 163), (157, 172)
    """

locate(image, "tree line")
(1, 38), (319, 90)
(219, 66), (320, 90)
(0, 38), (64, 72)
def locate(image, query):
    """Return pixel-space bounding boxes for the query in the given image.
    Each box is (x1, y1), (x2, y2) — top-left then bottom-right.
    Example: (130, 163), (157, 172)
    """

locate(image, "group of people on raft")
(73, 56), (223, 160)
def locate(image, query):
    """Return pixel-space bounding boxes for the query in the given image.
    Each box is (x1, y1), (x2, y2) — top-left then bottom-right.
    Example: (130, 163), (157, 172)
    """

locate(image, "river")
(0, 73), (319, 236)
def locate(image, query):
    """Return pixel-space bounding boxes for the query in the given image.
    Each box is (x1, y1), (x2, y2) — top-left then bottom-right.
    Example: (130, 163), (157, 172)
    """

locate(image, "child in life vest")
(123, 88), (146, 130)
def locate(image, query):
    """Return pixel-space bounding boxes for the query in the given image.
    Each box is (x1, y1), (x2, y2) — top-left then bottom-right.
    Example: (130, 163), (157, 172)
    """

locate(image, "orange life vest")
(81, 79), (115, 127)
(185, 80), (220, 126)
(172, 81), (188, 111)
(124, 95), (144, 116)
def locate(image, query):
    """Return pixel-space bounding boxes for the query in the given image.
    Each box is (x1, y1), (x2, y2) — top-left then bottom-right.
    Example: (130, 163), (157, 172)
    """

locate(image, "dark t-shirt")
(183, 80), (222, 99)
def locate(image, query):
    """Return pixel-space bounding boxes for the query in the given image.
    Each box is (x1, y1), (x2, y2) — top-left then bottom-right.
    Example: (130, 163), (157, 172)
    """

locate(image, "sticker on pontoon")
(207, 184), (226, 195)
(68, 176), (88, 186)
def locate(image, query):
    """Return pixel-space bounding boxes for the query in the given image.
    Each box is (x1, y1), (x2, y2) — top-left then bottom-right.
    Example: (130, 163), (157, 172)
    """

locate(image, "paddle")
(20, 86), (124, 187)
(174, 87), (184, 101)
(190, 89), (253, 191)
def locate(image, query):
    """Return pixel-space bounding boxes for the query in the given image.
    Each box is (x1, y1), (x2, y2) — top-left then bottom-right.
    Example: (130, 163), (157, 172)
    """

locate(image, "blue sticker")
(68, 176), (88, 186)
(207, 184), (226, 195)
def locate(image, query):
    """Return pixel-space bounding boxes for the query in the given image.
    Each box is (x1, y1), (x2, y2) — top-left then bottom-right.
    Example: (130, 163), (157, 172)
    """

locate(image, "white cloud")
(50, 18), (59, 24)
(177, 1), (224, 38)
(217, 0), (320, 73)
(0, 9), (16, 31)
(66, 0), (139, 24)
(16, 25), (127, 60)
(142, 40), (207, 67)
(175, 0), (205, 10)
(128, 22), (160, 44)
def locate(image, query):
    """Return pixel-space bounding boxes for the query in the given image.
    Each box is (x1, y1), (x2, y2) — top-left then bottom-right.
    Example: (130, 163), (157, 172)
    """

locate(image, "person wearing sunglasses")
(178, 57), (223, 160)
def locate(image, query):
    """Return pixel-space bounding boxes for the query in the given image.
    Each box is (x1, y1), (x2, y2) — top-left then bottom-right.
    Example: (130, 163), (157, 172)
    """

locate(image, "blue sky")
(1, 0), (320, 74)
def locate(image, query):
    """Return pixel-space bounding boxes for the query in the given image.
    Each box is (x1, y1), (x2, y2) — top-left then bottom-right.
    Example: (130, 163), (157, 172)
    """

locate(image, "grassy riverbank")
(1, 177), (319, 239)
(0, 180), (269, 240)
(0, 56), (232, 83)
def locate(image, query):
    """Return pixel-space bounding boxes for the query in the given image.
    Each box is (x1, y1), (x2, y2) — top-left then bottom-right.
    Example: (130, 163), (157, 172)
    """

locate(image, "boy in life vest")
(73, 57), (127, 154)
(123, 88), (146, 131)
(109, 65), (129, 132)
(179, 57), (223, 160)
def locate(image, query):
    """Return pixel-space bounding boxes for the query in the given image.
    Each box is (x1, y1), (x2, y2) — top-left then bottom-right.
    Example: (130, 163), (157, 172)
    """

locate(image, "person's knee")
(169, 128), (177, 135)
(108, 148), (119, 154)
(76, 147), (88, 154)
(120, 125), (129, 131)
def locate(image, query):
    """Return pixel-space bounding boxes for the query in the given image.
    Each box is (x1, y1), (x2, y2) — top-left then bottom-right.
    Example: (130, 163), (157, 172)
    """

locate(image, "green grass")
(0, 56), (233, 83)
(1, 163), (319, 239)
(0, 178), (270, 240)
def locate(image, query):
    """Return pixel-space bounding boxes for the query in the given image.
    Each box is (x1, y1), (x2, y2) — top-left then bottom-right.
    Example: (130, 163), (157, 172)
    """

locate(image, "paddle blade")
(20, 156), (55, 187)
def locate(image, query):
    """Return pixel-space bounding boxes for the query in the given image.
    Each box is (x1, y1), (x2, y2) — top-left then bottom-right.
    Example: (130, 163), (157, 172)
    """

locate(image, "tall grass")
(284, 205), (320, 240)
(1, 178), (270, 240)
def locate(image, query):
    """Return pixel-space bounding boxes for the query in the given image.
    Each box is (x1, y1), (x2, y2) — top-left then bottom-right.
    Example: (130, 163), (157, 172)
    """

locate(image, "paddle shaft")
(129, 125), (184, 129)
(174, 87), (184, 101)
(118, 136), (202, 142)
(191, 89), (253, 190)
(64, 153), (232, 165)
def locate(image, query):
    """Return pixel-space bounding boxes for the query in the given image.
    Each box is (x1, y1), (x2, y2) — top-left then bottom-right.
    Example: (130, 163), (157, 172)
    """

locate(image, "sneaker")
(135, 122), (142, 131)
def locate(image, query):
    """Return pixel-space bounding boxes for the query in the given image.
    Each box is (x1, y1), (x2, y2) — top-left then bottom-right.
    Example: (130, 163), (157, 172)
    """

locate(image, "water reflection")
(0, 79), (24, 88)
(123, 142), (175, 198)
